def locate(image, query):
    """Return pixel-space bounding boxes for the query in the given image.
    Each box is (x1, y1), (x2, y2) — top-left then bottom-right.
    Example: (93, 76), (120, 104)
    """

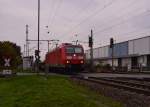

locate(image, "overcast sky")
(0, 0), (150, 60)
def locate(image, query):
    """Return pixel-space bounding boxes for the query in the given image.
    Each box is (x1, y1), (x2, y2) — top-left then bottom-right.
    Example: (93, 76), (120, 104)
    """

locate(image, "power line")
(94, 25), (150, 46)
(78, 0), (142, 39)
(119, 26), (150, 37)
(54, 0), (138, 42)
(72, 0), (93, 17)
(46, 0), (59, 36)
(63, 0), (141, 42)
(47, 0), (57, 26)
(80, 1), (144, 38)
(61, 0), (117, 38)
(94, 10), (150, 35)
(49, 0), (63, 31)
(117, 27), (150, 41)
(48, 0), (95, 43)
(92, 11), (150, 45)
(49, 0), (93, 36)
(61, 0), (93, 24)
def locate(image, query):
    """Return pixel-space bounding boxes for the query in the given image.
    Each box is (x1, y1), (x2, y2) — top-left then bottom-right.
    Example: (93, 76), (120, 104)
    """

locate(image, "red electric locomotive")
(45, 43), (84, 72)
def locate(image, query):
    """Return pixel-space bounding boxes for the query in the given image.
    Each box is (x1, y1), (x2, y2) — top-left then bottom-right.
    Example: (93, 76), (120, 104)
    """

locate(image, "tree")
(0, 41), (22, 68)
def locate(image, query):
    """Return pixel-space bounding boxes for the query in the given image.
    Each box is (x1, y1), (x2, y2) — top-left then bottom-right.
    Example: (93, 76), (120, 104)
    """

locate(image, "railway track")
(75, 76), (150, 96)
(91, 77), (150, 89)
(116, 77), (150, 84)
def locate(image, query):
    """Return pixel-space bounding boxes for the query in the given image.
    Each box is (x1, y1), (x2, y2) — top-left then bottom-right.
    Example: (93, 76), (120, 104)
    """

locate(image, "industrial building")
(85, 36), (150, 71)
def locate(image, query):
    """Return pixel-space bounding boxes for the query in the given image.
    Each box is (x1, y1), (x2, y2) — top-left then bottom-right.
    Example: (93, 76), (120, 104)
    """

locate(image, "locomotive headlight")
(80, 60), (84, 64)
(66, 60), (70, 64)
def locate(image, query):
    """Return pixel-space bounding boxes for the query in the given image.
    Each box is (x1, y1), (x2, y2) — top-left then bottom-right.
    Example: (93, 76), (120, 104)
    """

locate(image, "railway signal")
(35, 50), (39, 56)
(110, 37), (114, 71)
(89, 29), (94, 72)
(110, 37), (114, 48)
(88, 36), (93, 48)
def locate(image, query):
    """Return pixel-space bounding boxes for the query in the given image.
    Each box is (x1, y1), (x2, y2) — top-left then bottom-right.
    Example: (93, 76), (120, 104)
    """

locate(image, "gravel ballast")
(71, 77), (150, 107)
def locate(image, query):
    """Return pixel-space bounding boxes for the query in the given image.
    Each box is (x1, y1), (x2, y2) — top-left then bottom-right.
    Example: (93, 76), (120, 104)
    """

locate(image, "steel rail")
(90, 77), (150, 89)
(75, 76), (150, 96)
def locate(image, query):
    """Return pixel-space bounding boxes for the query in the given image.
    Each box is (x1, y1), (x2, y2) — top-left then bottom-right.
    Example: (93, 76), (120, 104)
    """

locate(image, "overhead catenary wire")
(45, 0), (56, 37)
(45, 0), (63, 47)
(42, 0), (149, 54)
(117, 27), (150, 42)
(62, 0), (143, 42)
(78, 9), (150, 44)
(78, 0), (142, 40)
(93, 10), (150, 35)
(49, 0), (63, 32)
(55, 0), (136, 43)
(46, 0), (62, 37)
(50, 0), (94, 39)
(47, 0), (57, 26)
(60, 0), (93, 26)
(47, 0), (55, 20)
(94, 25), (150, 45)
(60, 0), (117, 39)
(71, 0), (93, 18)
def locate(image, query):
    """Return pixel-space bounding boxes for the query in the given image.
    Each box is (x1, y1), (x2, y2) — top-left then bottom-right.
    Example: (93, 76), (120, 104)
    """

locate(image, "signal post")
(110, 37), (114, 71)
(89, 29), (94, 72)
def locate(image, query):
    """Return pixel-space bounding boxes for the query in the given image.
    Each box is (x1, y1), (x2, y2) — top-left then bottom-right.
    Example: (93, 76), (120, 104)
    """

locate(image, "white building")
(23, 56), (33, 70)
(85, 36), (150, 70)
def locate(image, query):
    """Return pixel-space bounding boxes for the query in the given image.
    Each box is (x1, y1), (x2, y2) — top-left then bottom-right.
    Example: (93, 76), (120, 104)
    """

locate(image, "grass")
(0, 75), (123, 107)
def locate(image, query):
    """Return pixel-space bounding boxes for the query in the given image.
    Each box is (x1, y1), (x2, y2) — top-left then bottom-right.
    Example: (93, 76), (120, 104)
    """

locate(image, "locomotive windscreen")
(66, 47), (83, 54)
(74, 47), (82, 53)
(66, 47), (74, 53)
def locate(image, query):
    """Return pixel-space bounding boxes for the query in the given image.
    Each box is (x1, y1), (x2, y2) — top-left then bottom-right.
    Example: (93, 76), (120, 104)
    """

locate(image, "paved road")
(16, 72), (59, 76)
(80, 73), (150, 78)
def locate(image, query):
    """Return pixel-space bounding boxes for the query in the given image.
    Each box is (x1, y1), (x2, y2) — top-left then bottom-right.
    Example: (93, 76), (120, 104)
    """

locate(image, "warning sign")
(4, 58), (10, 67)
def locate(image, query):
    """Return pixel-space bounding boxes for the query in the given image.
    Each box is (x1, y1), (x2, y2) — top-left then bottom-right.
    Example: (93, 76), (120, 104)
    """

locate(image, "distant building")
(23, 56), (33, 70)
(85, 36), (150, 71)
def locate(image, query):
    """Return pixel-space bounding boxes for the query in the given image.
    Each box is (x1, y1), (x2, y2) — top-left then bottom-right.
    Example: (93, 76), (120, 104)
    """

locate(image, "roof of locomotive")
(46, 43), (83, 54)
(60, 43), (83, 47)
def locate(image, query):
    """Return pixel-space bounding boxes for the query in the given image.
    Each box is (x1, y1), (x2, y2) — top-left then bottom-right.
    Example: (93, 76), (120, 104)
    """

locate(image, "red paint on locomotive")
(45, 43), (84, 69)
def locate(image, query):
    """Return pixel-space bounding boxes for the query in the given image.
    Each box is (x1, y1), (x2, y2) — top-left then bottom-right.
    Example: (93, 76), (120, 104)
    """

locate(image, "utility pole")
(54, 41), (59, 66)
(24, 44), (26, 57)
(37, 0), (40, 73)
(90, 29), (94, 69)
(46, 26), (51, 52)
(88, 29), (94, 71)
(48, 41), (50, 52)
(26, 25), (29, 57)
(112, 46), (114, 70)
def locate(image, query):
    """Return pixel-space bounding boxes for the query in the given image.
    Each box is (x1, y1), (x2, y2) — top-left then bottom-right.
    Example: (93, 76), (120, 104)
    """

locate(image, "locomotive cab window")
(66, 47), (83, 54)
(75, 47), (82, 53)
(66, 47), (74, 53)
